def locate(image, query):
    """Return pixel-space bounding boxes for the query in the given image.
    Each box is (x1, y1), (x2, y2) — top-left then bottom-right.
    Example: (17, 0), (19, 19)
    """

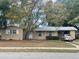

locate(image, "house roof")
(35, 27), (77, 31)
(6, 25), (21, 29)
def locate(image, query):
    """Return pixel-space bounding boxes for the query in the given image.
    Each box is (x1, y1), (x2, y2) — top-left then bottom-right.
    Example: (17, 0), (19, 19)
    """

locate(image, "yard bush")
(46, 36), (59, 40)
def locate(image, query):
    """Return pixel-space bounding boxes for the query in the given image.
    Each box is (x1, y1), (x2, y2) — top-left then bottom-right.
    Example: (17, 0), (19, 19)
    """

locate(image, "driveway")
(66, 42), (79, 48)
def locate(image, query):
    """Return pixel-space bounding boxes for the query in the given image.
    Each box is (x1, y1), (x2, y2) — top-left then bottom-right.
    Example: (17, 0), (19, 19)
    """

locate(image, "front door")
(0, 35), (1, 40)
(58, 31), (64, 39)
(46, 31), (52, 40)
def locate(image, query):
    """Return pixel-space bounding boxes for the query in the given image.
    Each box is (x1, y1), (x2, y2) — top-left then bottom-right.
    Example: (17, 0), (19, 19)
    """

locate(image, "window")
(5, 29), (17, 34)
(38, 32), (42, 36)
(49, 31), (52, 36)
(13, 30), (16, 34)
(5, 30), (10, 34)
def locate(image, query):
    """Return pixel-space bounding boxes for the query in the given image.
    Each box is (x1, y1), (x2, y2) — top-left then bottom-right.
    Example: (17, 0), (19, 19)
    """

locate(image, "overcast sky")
(44, 0), (57, 2)
(42, 0), (57, 4)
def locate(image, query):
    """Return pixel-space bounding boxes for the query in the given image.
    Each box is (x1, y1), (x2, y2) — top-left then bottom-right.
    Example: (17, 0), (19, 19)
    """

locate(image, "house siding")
(0, 27), (23, 40)
(0, 27), (77, 40)
(33, 31), (58, 40)
(32, 30), (76, 40)
(70, 31), (76, 39)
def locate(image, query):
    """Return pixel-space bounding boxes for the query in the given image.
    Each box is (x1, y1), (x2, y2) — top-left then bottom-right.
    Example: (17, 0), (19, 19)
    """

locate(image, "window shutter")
(16, 30), (19, 34)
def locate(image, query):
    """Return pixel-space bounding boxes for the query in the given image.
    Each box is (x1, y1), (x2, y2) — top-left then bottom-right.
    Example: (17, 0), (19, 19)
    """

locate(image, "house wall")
(33, 30), (76, 40)
(32, 31), (58, 40)
(70, 31), (76, 39)
(1, 27), (23, 40)
(0, 27), (76, 40)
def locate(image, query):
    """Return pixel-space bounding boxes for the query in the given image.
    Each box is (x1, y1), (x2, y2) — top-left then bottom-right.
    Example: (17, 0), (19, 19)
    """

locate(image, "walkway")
(0, 47), (78, 50)
(66, 42), (79, 48)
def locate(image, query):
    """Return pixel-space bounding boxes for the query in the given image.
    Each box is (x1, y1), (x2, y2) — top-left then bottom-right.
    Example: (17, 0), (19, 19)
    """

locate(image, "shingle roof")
(35, 27), (77, 31)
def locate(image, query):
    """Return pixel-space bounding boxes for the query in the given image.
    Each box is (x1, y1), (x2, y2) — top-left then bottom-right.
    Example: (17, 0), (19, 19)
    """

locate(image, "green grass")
(0, 40), (77, 52)
(73, 39), (79, 45)
(45, 40), (75, 48)
(75, 39), (79, 42)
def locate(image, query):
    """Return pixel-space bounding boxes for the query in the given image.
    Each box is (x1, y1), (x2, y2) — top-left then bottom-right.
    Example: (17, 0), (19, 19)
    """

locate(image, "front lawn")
(75, 39), (79, 43)
(44, 40), (75, 48)
(0, 40), (75, 48)
(73, 39), (79, 45)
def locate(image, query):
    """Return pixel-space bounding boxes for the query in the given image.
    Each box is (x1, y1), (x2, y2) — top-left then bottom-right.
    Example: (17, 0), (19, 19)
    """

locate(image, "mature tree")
(5, 0), (44, 39)
(0, 0), (10, 28)
(0, 0), (10, 12)
(57, 0), (79, 26)
(44, 0), (68, 26)
(68, 16), (79, 25)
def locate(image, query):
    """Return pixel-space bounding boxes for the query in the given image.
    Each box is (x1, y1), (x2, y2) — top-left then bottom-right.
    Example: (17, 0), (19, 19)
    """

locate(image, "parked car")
(64, 34), (74, 42)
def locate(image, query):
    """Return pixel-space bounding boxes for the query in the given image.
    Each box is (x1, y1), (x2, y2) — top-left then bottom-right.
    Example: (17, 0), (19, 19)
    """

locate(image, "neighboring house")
(32, 27), (77, 40)
(0, 25), (23, 40)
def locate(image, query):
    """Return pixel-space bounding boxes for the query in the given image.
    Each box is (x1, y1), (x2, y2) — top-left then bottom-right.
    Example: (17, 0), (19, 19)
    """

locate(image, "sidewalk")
(66, 42), (79, 48)
(0, 47), (78, 50)
(73, 41), (79, 45)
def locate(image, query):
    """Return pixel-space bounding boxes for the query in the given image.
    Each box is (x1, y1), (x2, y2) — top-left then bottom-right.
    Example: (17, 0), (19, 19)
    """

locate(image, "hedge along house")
(32, 27), (77, 40)
(0, 25), (23, 40)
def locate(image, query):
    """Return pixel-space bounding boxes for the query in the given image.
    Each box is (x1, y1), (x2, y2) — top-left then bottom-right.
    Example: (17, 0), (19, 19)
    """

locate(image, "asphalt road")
(0, 52), (79, 59)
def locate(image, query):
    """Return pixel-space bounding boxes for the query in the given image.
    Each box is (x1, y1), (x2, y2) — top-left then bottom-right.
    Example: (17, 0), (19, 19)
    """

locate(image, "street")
(0, 52), (78, 59)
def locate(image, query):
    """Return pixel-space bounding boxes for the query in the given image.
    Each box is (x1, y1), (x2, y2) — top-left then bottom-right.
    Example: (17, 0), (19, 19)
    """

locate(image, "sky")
(42, 0), (57, 4)
(52, 0), (57, 3)
(44, 0), (57, 3)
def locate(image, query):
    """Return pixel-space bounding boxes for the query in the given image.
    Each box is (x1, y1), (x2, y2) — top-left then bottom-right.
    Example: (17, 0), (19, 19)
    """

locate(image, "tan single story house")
(32, 27), (77, 40)
(0, 25), (23, 40)
(0, 26), (77, 40)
